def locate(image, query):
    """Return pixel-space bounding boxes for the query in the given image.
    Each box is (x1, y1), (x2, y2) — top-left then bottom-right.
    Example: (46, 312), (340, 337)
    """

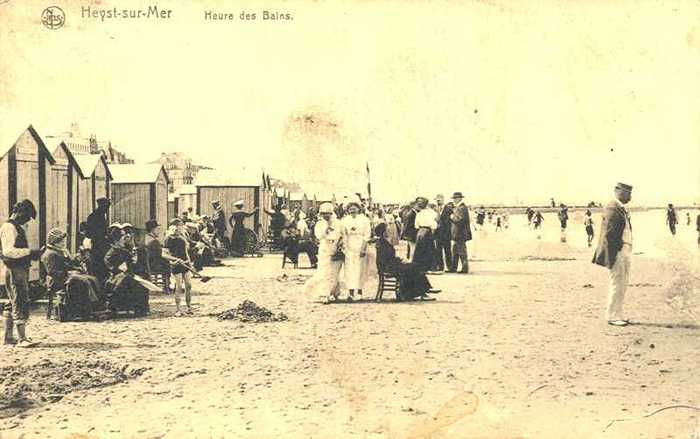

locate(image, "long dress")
(304, 217), (345, 299)
(376, 238), (431, 300)
(341, 214), (372, 291)
(229, 210), (251, 254)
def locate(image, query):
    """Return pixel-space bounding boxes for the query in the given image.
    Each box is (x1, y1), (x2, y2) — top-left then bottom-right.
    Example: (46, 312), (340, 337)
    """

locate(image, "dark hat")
(12, 199), (37, 219)
(211, 200), (221, 207)
(145, 219), (160, 231)
(169, 218), (183, 226)
(451, 192), (464, 199)
(615, 182), (632, 191)
(96, 197), (111, 206)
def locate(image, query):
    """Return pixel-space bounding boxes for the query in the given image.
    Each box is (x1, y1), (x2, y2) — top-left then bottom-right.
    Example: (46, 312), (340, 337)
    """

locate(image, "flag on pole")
(366, 161), (372, 202)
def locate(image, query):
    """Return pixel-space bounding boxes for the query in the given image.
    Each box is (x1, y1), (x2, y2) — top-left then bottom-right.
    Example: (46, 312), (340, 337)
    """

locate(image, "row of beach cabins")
(0, 125), (334, 286)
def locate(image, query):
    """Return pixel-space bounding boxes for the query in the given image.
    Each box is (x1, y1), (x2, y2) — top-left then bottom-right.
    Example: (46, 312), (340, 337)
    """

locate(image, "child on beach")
(163, 219), (193, 317)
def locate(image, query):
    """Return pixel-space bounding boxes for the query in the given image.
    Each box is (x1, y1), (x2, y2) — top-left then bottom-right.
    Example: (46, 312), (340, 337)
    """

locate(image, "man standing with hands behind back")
(593, 182), (633, 327)
(1, 200), (43, 347)
(449, 192), (472, 274)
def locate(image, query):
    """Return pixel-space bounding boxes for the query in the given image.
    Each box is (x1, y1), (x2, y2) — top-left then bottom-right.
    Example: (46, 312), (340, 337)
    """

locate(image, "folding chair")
(375, 270), (400, 302)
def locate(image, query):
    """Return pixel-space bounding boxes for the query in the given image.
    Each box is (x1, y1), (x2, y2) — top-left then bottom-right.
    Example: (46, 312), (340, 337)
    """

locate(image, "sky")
(1, 0), (699, 206)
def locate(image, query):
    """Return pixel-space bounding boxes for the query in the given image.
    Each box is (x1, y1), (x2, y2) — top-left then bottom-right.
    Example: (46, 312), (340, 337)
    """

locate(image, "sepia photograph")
(1, 0), (699, 437)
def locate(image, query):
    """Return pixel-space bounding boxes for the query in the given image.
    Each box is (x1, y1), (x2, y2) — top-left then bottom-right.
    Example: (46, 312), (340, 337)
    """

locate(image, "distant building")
(46, 122), (134, 164)
(150, 152), (212, 193)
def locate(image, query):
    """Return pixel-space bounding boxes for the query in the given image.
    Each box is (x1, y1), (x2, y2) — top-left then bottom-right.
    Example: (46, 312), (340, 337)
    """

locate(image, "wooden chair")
(150, 271), (171, 294)
(375, 270), (400, 302)
(281, 253), (298, 269)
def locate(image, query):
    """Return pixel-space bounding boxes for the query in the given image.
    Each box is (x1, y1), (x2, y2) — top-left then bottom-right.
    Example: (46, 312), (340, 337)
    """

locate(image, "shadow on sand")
(628, 322), (700, 330)
(317, 299), (464, 305)
(32, 341), (122, 351)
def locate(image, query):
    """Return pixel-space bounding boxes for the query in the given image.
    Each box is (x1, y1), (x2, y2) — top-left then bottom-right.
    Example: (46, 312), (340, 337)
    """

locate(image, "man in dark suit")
(449, 192), (472, 273)
(434, 195), (453, 272)
(85, 197), (111, 287)
(592, 182), (633, 327)
(401, 200), (419, 260)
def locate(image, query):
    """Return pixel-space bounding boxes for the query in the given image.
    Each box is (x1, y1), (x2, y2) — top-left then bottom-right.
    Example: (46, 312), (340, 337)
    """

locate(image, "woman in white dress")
(303, 203), (344, 302)
(341, 201), (372, 301)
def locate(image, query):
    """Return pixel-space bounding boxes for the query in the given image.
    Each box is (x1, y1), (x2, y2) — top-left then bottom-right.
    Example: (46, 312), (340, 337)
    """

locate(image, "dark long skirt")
(105, 273), (149, 314)
(231, 226), (246, 254)
(393, 262), (431, 300)
(413, 227), (435, 272)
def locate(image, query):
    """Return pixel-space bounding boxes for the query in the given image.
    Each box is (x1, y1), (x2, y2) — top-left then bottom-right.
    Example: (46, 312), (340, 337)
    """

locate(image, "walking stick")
(174, 261), (241, 283)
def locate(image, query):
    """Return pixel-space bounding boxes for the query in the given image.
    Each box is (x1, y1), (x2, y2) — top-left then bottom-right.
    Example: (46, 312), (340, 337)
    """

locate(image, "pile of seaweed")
(212, 300), (288, 323)
(0, 359), (147, 418)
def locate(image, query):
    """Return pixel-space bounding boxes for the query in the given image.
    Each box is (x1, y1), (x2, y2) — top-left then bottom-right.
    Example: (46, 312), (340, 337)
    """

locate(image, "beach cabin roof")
(0, 124), (56, 164)
(194, 168), (261, 187)
(50, 141), (86, 177)
(72, 153), (113, 180)
(110, 163), (169, 184)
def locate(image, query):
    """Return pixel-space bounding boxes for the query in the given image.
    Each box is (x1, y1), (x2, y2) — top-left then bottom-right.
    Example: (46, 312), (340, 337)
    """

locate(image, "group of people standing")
(400, 192), (472, 274)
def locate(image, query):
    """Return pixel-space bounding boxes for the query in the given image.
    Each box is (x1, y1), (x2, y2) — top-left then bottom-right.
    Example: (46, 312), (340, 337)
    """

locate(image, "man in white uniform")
(592, 183), (633, 326)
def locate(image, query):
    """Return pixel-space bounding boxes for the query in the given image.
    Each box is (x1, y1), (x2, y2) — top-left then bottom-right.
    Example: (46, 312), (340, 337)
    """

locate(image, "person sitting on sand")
(41, 228), (102, 320)
(374, 223), (438, 301)
(282, 222), (318, 268)
(104, 225), (150, 316)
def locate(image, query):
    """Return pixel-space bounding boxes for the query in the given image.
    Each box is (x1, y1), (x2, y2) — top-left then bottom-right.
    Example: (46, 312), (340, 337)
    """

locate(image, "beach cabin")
(289, 192), (310, 213)
(0, 125), (56, 285)
(109, 164), (169, 240)
(176, 184), (197, 216)
(261, 173), (274, 222)
(167, 193), (178, 222)
(73, 154), (112, 226)
(272, 187), (287, 209)
(195, 169), (268, 238)
(49, 141), (83, 252)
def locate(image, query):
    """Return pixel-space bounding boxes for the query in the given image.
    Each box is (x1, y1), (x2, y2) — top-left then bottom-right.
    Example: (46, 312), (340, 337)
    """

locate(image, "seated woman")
(41, 228), (102, 319)
(374, 223), (439, 301)
(104, 226), (150, 316)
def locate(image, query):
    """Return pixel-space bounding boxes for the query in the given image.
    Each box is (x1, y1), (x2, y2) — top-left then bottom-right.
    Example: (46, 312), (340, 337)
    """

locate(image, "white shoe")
(607, 320), (628, 327)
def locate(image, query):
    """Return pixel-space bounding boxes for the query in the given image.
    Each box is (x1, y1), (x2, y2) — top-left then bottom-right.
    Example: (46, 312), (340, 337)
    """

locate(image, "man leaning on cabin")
(1, 200), (43, 347)
(85, 197), (112, 287)
(592, 182), (633, 327)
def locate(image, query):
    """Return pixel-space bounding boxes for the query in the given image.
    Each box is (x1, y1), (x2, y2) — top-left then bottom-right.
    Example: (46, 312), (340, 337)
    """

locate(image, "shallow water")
(473, 209), (699, 262)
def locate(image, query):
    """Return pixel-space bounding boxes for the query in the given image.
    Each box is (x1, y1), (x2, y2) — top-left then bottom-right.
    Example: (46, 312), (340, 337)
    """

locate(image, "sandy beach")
(0, 212), (698, 439)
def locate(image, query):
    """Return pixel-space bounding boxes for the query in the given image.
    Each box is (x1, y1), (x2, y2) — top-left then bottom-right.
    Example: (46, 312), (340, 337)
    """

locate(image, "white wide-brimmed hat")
(319, 202), (334, 214)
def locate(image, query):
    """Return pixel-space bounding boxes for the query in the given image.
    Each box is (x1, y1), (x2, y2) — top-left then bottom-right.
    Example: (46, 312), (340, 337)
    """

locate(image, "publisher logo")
(41, 6), (65, 29)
